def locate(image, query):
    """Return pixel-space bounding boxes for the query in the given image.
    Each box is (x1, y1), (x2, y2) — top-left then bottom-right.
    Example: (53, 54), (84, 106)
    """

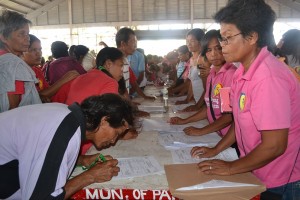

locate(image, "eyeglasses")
(218, 33), (242, 45)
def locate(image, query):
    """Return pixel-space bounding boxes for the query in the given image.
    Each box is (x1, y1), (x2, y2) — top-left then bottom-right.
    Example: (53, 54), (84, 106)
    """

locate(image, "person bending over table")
(191, 1), (300, 199)
(0, 93), (134, 199)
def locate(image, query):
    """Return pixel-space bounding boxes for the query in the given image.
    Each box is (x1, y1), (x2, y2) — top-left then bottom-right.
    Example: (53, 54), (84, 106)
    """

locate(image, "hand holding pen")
(83, 154), (120, 183)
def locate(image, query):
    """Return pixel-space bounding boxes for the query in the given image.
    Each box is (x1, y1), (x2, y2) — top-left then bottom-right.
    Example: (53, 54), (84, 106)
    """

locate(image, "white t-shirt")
(0, 103), (81, 199)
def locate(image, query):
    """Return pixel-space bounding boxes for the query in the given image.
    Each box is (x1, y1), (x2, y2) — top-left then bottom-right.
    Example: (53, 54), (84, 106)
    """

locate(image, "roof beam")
(26, 0), (66, 19)
(0, 3), (27, 14)
(273, 0), (300, 13)
(9, 0), (35, 10)
(31, 0), (44, 7)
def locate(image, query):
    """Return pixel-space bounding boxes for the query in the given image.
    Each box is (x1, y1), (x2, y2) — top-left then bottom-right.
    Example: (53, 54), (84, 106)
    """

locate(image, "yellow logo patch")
(239, 93), (246, 111)
(214, 83), (223, 96)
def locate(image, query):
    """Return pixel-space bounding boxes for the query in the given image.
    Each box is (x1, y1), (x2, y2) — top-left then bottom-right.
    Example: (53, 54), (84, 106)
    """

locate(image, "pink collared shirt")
(204, 62), (237, 137)
(230, 47), (300, 188)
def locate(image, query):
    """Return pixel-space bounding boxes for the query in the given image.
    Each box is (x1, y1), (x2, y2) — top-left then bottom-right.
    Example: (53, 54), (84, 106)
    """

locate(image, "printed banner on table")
(72, 189), (179, 200)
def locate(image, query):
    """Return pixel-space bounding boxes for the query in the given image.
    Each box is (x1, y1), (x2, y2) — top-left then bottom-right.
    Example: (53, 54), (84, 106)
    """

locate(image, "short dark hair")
(73, 45), (89, 61)
(280, 29), (300, 64)
(96, 47), (125, 95)
(81, 93), (134, 132)
(29, 34), (40, 48)
(0, 10), (31, 48)
(186, 28), (205, 42)
(214, 0), (276, 49)
(115, 27), (135, 48)
(201, 29), (221, 57)
(96, 47), (124, 67)
(51, 41), (69, 58)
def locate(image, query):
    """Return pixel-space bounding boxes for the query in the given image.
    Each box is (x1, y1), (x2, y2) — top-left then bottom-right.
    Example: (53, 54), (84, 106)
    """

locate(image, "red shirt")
(32, 66), (49, 92)
(51, 80), (74, 104)
(66, 69), (118, 105)
(129, 67), (137, 85)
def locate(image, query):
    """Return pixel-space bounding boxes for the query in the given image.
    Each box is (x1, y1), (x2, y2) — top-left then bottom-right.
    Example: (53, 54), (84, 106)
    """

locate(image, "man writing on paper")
(0, 94), (134, 199)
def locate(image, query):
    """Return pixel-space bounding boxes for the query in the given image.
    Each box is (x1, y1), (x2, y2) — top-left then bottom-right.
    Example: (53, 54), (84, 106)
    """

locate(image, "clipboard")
(164, 163), (266, 200)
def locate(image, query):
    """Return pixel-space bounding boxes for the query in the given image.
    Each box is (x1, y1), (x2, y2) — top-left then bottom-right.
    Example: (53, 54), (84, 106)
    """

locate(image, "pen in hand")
(99, 153), (107, 162)
(82, 153), (107, 170)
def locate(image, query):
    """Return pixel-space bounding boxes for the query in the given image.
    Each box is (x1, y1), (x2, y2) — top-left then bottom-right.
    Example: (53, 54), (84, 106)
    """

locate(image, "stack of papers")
(170, 147), (238, 164)
(158, 131), (221, 149)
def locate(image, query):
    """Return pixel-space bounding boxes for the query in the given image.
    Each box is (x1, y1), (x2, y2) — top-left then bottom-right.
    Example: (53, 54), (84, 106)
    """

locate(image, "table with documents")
(71, 86), (264, 200)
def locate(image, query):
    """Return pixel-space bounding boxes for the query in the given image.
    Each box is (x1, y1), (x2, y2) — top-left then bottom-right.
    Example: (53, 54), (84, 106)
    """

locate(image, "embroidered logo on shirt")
(214, 83), (223, 96)
(239, 93), (246, 111)
(36, 78), (43, 90)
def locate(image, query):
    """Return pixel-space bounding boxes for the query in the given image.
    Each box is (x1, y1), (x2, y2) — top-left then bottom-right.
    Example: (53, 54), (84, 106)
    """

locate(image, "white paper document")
(138, 105), (166, 113)
(158, 131), (221, 149)
(176, 179), (259, 191)
(142, 118), (209, 132)
(170, 147), (238, 164)
(112, 156), (164, 180)
(70, 156), (164, 180)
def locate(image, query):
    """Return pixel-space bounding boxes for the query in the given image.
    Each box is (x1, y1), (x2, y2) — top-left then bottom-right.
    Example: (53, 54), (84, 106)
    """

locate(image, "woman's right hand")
(190, 146), (218, 159)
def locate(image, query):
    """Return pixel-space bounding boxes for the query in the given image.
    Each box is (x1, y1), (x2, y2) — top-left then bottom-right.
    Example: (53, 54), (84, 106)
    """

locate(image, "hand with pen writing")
(87, 156), (120, 182)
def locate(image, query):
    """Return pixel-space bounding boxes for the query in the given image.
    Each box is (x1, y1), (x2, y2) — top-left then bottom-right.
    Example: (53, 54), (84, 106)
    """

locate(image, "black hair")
(214, 0), (276, 50)
(201, 29), (221, 57)
(96, 47), (124, 67)
(186, 28), (205, 42)
(73, 45), (89, 61)
(95, 47), (126, 95)
(280, 29), (300, 64)
(115, 27), (135, 48)
(81, 93), (134, 132)
(0, 10), (31, 48)
(51, 41), (69, 58)
(29, 34), (40, 48)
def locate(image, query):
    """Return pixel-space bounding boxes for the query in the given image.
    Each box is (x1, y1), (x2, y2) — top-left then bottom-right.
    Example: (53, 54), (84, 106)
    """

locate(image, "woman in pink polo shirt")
(170, 30), (236, 138)
(191, 0), (300, 199)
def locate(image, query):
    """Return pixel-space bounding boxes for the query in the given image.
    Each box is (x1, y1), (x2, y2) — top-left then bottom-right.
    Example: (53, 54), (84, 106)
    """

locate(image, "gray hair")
(0, 10), (31, 48)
